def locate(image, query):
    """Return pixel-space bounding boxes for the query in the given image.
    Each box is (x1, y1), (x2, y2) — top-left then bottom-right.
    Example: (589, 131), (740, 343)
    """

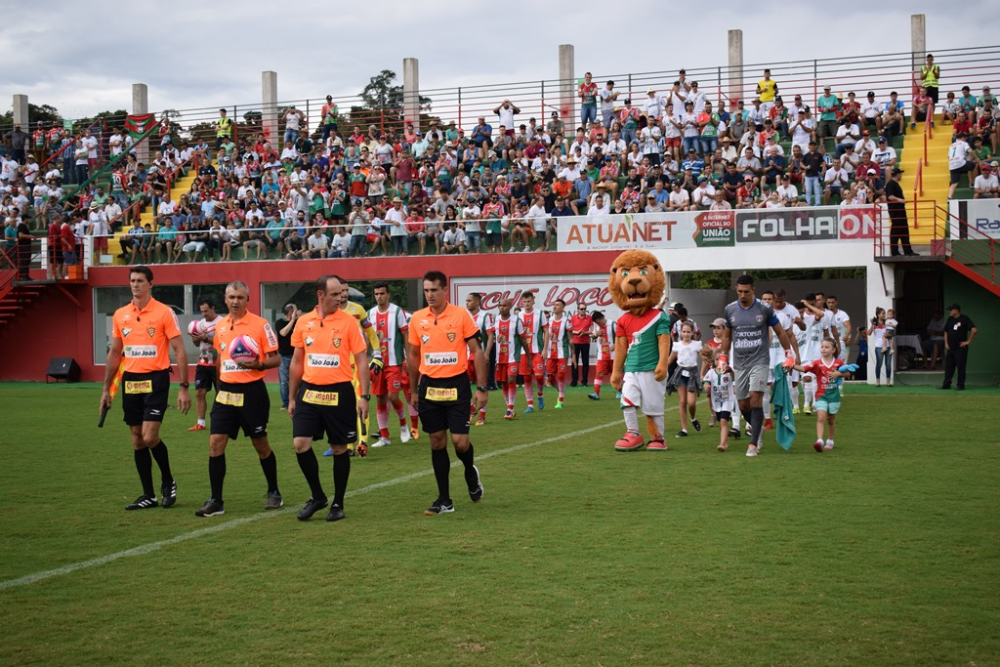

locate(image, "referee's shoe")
(467, 465), (484, 503)
(425, 498), (455, 515)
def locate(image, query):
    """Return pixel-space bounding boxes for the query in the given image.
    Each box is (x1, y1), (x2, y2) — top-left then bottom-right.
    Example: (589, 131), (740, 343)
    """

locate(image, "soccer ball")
(228, 334), (260, 363)
(187, 320), (206, 337)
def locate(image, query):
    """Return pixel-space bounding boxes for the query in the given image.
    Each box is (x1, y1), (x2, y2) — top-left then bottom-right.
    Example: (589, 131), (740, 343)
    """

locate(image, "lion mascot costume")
(608, 250), (672, 451)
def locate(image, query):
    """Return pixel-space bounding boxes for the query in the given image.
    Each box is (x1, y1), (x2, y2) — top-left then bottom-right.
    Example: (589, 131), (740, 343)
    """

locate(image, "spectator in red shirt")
(569, 304), (594, 387)
(47, 218), (63, 280)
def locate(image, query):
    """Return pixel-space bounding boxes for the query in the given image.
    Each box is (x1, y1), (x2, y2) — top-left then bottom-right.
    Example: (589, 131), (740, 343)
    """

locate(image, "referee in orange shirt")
(289, 274), (370, 522)
(195, 281), (282, 517)
(101, 266), (190, 510)
(407, 270), (487, 515)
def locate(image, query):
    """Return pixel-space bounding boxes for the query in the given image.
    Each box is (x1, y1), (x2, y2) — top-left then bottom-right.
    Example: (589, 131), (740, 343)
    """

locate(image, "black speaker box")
(46, 357), (81, 382)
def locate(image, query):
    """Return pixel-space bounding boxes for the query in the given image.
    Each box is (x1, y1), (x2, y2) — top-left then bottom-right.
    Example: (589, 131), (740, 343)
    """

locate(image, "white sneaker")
(823, 440), (835, 451)
(745, 445), (759, 457)
(372, 437), (391, 448)
(399, 428), (411, 443)
(745, 424), (753, 437)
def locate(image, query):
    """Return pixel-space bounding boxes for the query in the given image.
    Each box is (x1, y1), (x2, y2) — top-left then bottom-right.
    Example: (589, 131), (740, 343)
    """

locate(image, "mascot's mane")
(608, 250), (665, 316)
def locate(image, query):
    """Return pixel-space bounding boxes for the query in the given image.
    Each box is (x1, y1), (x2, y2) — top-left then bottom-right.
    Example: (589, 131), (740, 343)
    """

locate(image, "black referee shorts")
(418, 373), (472, 435)
(292, 381), (357, 445)
(194, 365), (217, 392)
(121, 369), (171, 426)
(210, 379), (270, 440)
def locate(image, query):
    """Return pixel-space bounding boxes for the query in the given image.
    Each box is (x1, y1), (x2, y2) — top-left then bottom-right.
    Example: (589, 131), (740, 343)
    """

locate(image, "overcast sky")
(2, 2), (993, 124)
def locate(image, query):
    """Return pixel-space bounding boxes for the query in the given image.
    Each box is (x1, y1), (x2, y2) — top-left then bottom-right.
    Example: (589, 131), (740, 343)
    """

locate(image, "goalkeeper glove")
(782, 349), (795, 370)
(369, 351), (384, 376)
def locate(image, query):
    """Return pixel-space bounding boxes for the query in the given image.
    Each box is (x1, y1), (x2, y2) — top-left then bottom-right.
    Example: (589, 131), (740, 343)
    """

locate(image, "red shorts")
(372, 364), (405, 396)
(546, 357), (567, 379)
(518, 352), (544, 377)
(596, 359), (613, 377)
(665, 137), (681, 148)
(496, 363), (514, 384)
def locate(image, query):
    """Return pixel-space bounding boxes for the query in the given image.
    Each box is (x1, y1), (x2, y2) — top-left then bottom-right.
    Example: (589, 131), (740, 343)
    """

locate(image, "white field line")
(0, 418), (626, 593)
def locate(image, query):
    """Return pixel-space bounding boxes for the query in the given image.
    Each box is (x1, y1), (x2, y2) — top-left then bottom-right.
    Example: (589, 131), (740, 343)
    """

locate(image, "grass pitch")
(1, 382), (998, 666)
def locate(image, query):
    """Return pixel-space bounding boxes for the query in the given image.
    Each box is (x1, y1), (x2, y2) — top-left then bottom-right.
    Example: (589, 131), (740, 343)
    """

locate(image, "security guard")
(407, 270), (487, 515)
(921, 54), (940, 105)
(101, 265), (190, 510)
(216, 108), (233, 150)
(289, 275), (370, 522)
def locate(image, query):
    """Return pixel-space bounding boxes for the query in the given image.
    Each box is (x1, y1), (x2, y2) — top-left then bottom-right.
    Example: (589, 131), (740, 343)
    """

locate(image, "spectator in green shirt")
(817, 85), (841, 142)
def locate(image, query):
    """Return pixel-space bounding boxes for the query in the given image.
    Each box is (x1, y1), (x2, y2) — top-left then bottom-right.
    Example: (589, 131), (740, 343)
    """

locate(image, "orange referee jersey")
(112, 297), (182, 373)
(214, 312), (279, 384)
(291, 307), (366, 385)
(407, 303), (479, 378)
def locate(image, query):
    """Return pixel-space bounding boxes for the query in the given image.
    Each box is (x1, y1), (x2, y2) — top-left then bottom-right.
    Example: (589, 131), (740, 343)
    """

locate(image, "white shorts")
(801, 371), (816, 383)
(837, 346), (848, 362)
(619, 371), (666, 417)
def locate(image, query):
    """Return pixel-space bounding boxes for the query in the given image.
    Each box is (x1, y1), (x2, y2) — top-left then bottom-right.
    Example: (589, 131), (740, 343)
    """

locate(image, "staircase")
(108, 161), (200, 265)
(897, 114), (951, 245)
(876, 202), (1000, 298)
(0, 284), (46, 327)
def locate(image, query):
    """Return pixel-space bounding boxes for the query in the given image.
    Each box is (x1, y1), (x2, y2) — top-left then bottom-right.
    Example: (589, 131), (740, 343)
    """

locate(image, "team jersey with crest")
(469, 310), (495, 358)
(343, 299), (380, 351)
(829, 309), (850, 341)
(616, 309), (671, 372)
(214, 312), (279, 383)
(494, 315), (523, 364)
(547, 315), (571, 360)
(703, 366), (737, 413)
(196, 315), (223, 367)
(768, 310), (793, 369)
(595, 321), (615, 361)
(801, 311), (831, 362)
(801, 358), (841, 402)
(369, 304), (409, 367)
(111, 297), (182, 374)
(518, 309), (548, 355)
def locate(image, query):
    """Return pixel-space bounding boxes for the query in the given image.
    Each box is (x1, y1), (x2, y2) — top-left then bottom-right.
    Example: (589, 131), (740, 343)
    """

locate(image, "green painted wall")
(943, 270), (1000, 386)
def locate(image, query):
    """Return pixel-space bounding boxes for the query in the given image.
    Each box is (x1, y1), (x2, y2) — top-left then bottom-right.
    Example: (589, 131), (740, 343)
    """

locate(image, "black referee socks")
(209, 454), (226, 504)
(432, 448), (451, 500)
(150, 440), (173, 485)
(332, 452), (350, 507)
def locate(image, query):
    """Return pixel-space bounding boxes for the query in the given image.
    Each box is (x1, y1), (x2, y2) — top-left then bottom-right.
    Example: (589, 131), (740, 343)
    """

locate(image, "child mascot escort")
(608, 250), (672, 451)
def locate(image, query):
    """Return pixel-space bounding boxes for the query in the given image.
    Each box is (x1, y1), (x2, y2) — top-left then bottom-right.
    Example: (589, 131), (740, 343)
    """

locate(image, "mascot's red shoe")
(646, 439), (667, 451)
(614, 432), (645, 451)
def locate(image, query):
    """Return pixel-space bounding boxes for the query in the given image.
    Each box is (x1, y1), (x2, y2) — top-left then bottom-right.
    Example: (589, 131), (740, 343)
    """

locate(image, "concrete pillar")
(911, 15), (926, 62)
(728, 30), (743, 109)
(559, 44), (575, 128)
(12, 95), (29, 130)
(132, 83), (149, 166)
(262, 71), (278, 148)
(403, 58), (420, 131)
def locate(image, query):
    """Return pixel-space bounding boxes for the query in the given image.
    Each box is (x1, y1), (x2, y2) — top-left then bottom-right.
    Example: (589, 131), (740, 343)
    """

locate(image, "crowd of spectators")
(4, 62), (999, 271)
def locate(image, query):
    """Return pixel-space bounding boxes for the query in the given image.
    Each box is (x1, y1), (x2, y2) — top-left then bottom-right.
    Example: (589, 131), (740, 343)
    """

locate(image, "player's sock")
(478, 407), (487, 420)
(750, 407), (764, 447)
(197, 418), (206, 427)
(557, 378), (565, 401)
(431, 447), (450, 500)
(762, 389), (771, 419)
(409, 412), (419, 430)
(376, 403), (389, 434)
(150, 440), (174, 485)
(523, 378), (534, 405)
(134, 448), (155, 497)
(593, 379), (602, 397)
(792, 384), (801, 409)
(209, 453), (226, 504)
(535, 376), (545, 398)
(390, 397), (405, 420)
(804, 383), (815, 408)
(623, 406), (640, 434)
(259, 451), (278, 495)
(455, 442), (476, 482)
(507, 382), (517, 408)
(332, 451), (350, 507)
(296, 449), (325, 500)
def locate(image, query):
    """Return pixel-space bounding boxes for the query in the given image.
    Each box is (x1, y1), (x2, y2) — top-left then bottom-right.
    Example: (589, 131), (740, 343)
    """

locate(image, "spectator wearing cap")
(860, 92), (882, 131)
(599, 80), (621, 129)
(854, 129), (877, 158)
(977, 95), (1000, 154)
(769, 96), (790, 140)
(817, 85), (840, 142)
(940, 303), (977, 391)
(618, 99), (640, 146)
(872, 136), (898, 169)
(973, 161), (999, 198)
(691, 176), (716, 210)
(835, 117), (861, 158)
(321, 95), (339, 141)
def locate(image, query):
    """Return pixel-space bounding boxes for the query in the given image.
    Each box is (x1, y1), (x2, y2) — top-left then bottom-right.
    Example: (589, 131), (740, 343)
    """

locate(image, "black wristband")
(476, 385), (488, 392)
(179, 382), (190, 389)
(360, 394), (371, 401)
